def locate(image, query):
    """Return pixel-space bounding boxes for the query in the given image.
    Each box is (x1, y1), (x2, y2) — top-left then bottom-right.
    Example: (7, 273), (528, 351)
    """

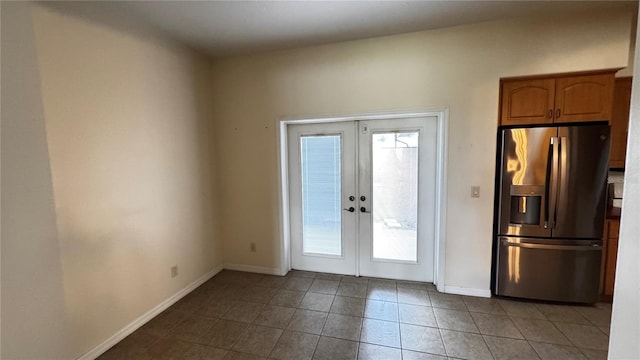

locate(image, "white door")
(288, 116), (437, 282)
(288, 122), (357, 274)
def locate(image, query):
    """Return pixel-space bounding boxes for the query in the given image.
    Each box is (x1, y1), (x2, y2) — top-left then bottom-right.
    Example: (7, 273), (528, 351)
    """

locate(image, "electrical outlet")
(171, 265), (178, 278)
(471, 186), (480, 198)
(250, 242), (256, 252)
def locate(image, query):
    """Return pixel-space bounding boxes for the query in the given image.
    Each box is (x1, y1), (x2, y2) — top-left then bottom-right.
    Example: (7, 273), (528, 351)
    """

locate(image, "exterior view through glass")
(372, 132), (419, 262)
(301, 135), (342, 256)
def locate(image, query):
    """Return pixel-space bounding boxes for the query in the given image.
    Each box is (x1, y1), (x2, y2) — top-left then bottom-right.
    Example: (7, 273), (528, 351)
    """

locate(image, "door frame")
(276, 111), (448, 291)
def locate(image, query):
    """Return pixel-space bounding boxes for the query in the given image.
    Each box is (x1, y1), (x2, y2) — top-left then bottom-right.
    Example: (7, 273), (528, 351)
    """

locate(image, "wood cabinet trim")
(500, 68), (621, 82)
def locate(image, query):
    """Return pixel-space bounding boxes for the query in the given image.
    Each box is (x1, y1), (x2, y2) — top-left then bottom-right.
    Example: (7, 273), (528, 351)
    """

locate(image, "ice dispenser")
(509, 185), (544, 226)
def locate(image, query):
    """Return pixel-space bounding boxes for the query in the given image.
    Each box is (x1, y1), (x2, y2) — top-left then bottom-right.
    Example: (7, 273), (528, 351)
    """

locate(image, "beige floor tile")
(282, 276), (314, 291)
(340, 276), (369, 285)
(101, 270), (614, 360)
(330, 296), (366, 317)
(257, 275), (287, 288)
(253, 305), (296, 329)
(440, 329), (493, 360)
(511, 316), (571, 345)
(397, 281), (429, 291)
(312, 336), (358, 360)
(286, 309), (328, 335)
(529, 341), (587, 360)
(299, 292), (335, 312)
(499, 301), (546, 320)
(269, 330), (319, 360)
(360, 318), (401, 348)
(398, 303), (437, 327)
(198, 297), (236, 319)
(269, 289), (306, 307)
(221, 301), (265, 323)
(232, 325), (282, 357)
(184, 343), (228, 360)
(200, 319), (248, 349)
(470, 312), (523, 339)
(309, 279), (340, 295)
(433, 308), (479, 333)
(168, 316), (216, 343)
(366, 285), (398, 302)
(357, 343), (402, 360)
(142, 309), (189, 337)
(322, 313), (362, 341)
(483, 335), (539, 359)
(337, 283), (368, 298)
(401, 349), (447, 359)
(223, 351), (266, 359)
(399, 323), (446, 355)
(288, 270), (317, 279)
(579, 348), (608, 360)
(397, 288), (431, 307)
(536, 304), (590, 325)
(462, 297), (505, 315)
(427, 292), (467, 311)
(555, 322), (609, 351)
(364, 300), (398, 321)
(315, 273), (343, 281)
(573, 306), (611, 328)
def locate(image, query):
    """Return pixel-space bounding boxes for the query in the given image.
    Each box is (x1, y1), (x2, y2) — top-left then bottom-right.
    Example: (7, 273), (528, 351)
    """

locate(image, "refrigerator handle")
(558, 136), (569, 224)
(501, 238), (601, 251)
(547, 137), (559, 229)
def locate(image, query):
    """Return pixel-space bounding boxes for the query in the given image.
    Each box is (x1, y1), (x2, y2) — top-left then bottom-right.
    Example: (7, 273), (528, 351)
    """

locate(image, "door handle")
(360, 207), (371, 213)
(343, 207), (355, 213)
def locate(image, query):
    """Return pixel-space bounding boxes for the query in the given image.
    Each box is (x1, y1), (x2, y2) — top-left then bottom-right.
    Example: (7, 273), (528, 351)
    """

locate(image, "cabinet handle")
(548, 110), (553, 119)
(556, 109), (561, 118)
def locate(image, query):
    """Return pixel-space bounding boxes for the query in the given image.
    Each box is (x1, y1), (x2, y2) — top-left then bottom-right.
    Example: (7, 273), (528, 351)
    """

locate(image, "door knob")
(343, 207), (355, 213)
(360, 207), (371, 213)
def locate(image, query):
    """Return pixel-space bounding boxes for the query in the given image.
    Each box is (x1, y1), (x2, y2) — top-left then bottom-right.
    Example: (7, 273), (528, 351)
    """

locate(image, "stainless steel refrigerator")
(494, 124), (610, 303)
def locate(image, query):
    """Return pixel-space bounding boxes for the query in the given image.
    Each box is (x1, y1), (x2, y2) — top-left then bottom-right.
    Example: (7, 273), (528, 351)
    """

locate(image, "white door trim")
(277, 111), (448, 289)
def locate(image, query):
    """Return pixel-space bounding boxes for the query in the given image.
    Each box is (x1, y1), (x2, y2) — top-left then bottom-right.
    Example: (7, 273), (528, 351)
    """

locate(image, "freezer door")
(498, 127), (556, 237)
(495, 237), (602, 303)
(554, 125), (610, 239)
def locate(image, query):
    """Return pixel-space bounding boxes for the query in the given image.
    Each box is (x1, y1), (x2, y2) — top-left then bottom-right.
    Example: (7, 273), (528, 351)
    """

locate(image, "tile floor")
(99, 270), (612, 360)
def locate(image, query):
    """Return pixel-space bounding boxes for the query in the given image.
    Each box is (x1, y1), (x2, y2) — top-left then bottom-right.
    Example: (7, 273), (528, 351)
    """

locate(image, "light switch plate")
(471, 186), (480, 198)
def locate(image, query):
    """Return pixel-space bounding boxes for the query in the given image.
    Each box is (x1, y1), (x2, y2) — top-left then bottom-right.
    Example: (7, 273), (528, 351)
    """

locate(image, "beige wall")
(1, 2), (73, 358)
(2, 3), (222, 358)
(211, 9), (633, 291)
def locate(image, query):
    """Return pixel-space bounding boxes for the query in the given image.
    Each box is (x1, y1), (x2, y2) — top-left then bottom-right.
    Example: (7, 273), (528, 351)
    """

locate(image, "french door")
(287, 116), (437, 282)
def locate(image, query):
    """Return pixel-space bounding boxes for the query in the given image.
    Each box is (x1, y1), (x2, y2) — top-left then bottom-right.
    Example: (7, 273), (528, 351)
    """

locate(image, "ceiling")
(56, 1), (639, 58)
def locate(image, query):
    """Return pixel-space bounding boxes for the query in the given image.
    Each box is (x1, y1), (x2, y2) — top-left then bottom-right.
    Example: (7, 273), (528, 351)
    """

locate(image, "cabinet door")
(610, 77), (632, 168)
(500, 79), (555, 126)
(604, 220), (619, 296)
(555, 74), (615, 123)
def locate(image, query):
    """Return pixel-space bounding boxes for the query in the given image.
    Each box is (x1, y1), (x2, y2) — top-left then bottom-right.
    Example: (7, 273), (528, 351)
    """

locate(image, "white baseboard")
(444, 285), (492, 298)
(223, 263), (283, 275)
(77, 264), (224, 360)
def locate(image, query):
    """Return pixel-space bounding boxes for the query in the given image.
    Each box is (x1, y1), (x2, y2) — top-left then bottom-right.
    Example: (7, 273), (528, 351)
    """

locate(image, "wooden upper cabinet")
(499, 71), (616, 126)
(610, 77), (632, 168)
(500, 79), (555, 126)
(555, 74), (615, 123)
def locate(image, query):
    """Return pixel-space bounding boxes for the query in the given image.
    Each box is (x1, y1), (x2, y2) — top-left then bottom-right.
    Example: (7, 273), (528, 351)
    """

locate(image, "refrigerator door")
(554, 125), (610, 239)
(495, 237), (602, 303)
(498, 127), (556, 237)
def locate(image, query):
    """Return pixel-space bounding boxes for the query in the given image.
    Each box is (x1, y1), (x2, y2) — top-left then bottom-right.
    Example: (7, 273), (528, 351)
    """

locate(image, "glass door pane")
(371, 132), (419, 262)
(301, 135), (342, 256)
